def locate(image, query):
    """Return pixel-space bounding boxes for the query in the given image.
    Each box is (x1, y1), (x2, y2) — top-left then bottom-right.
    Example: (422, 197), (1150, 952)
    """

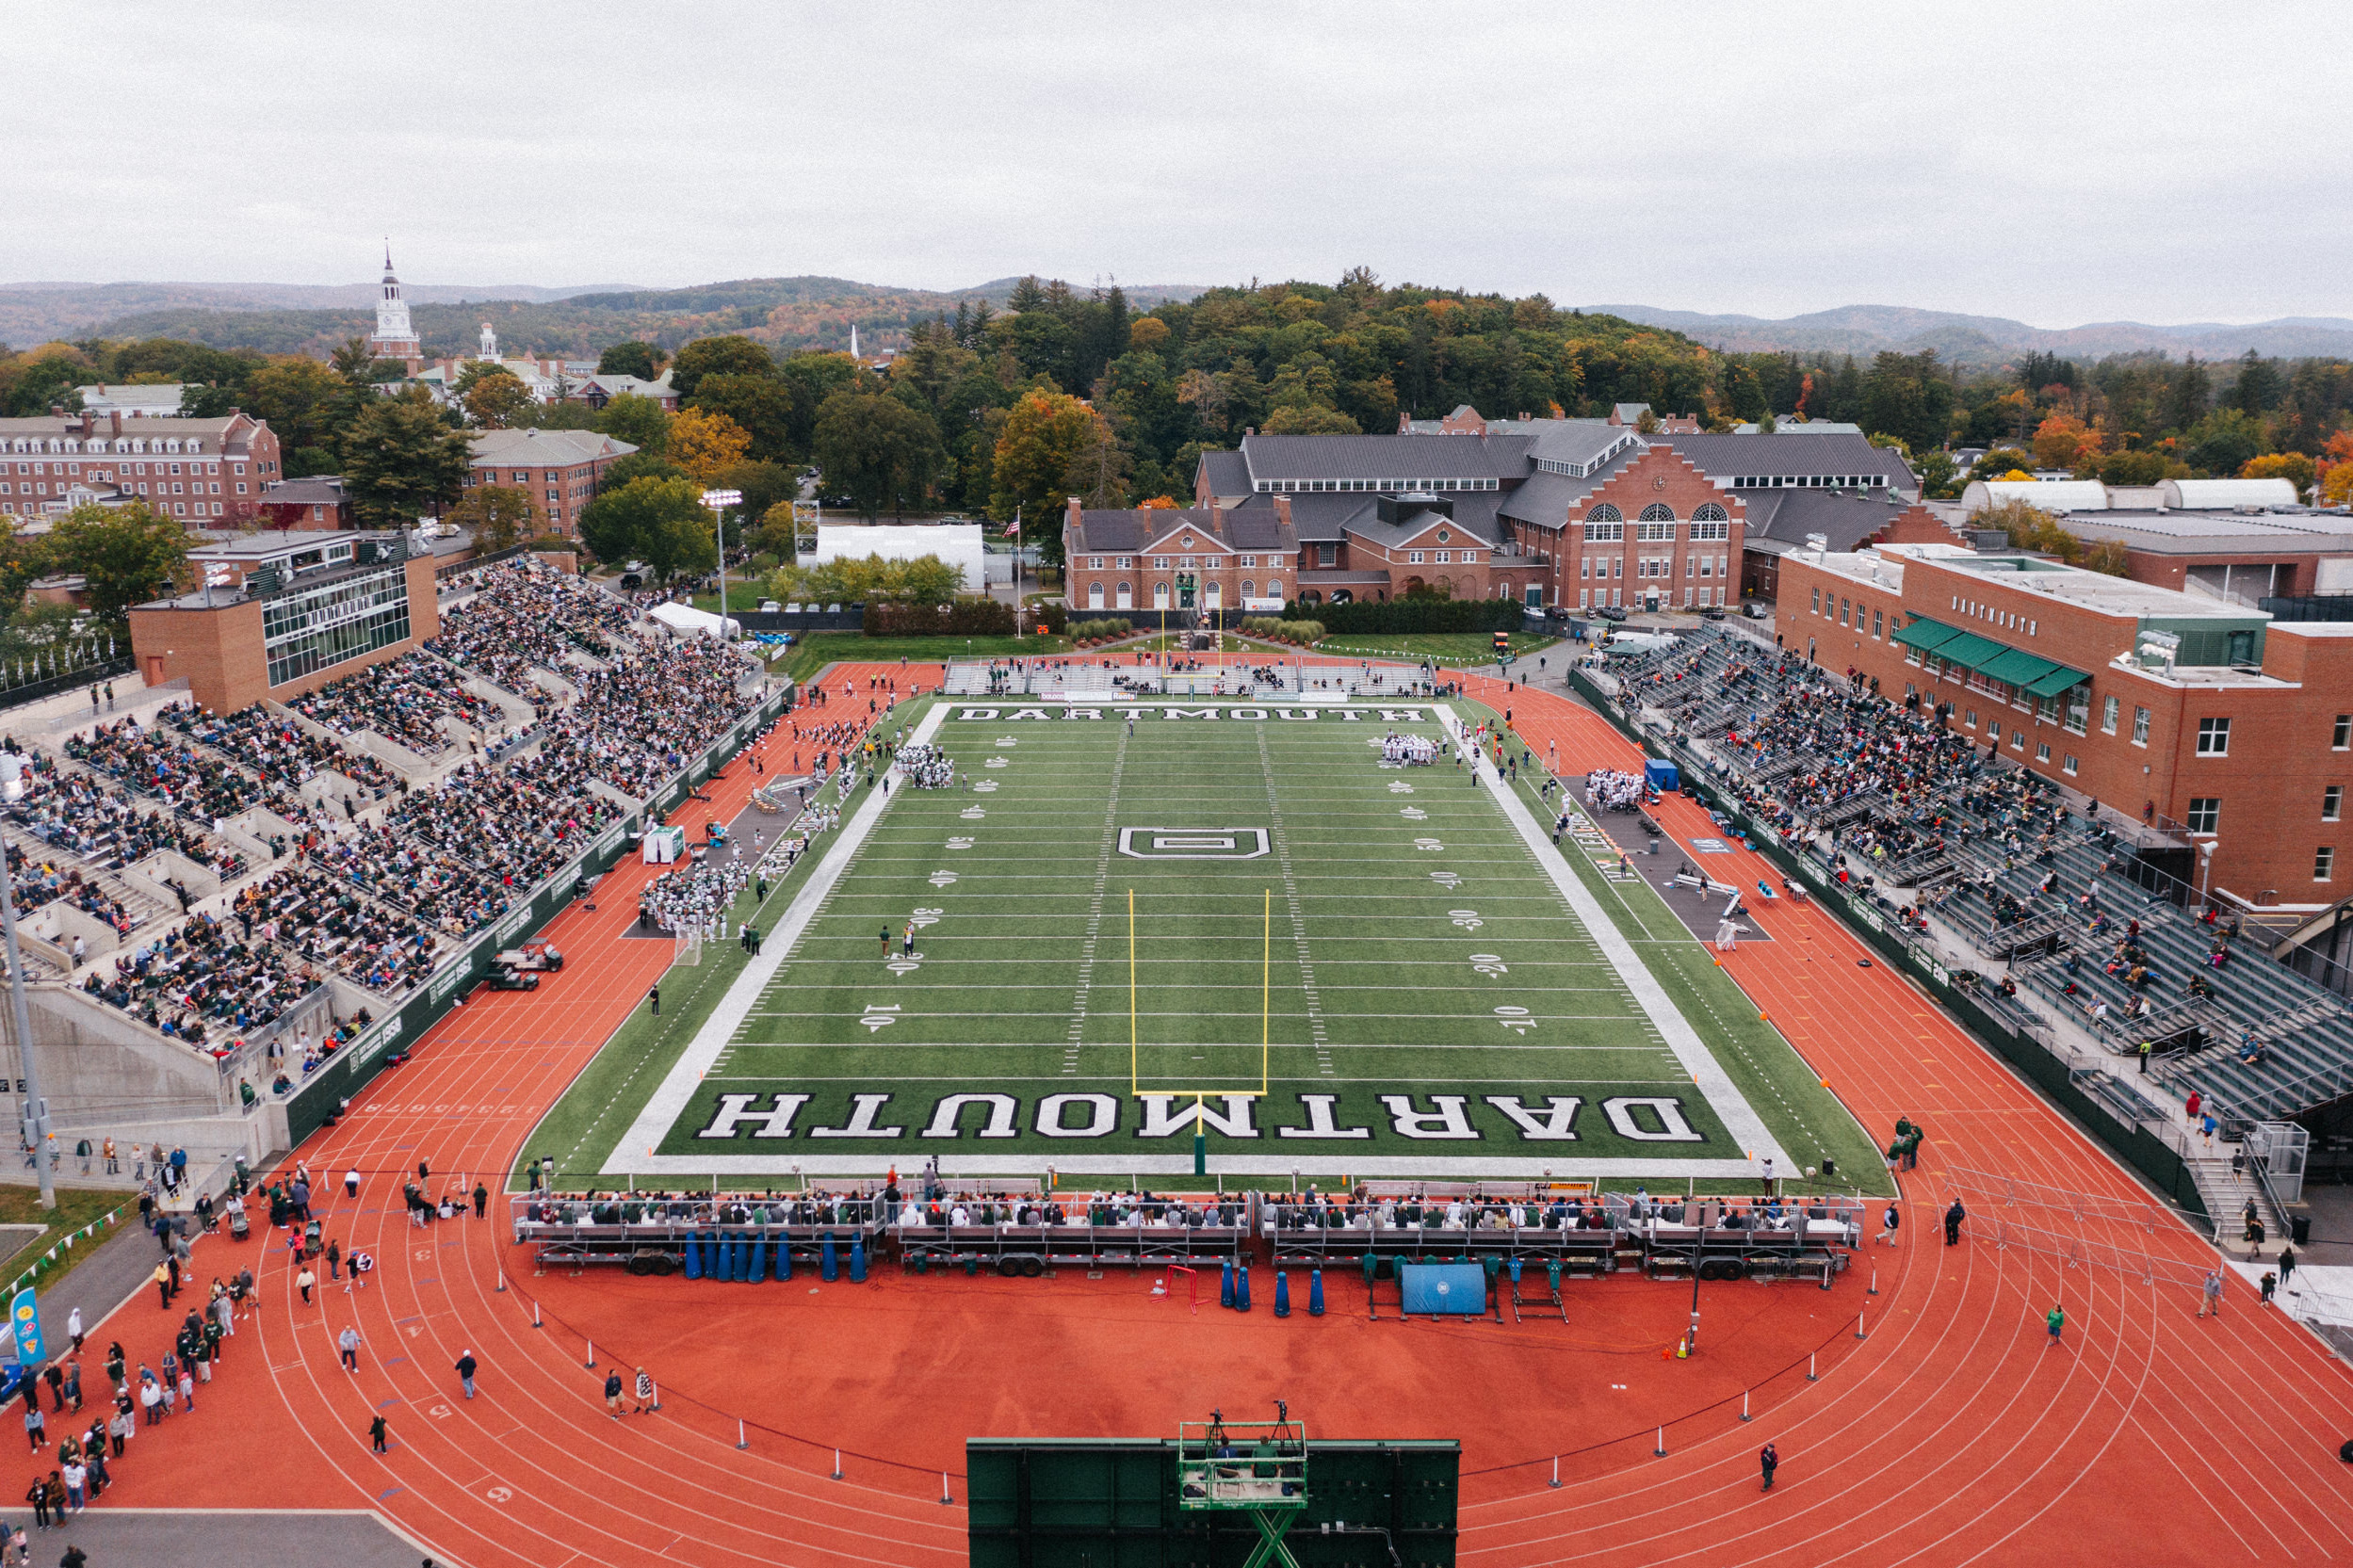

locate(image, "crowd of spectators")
(430, 561), (632, 703)
(79, 911), (318, 1050)
(232, 863), (441, 996)
(161, 701), (397, 797)
(4, 840), (134, 933)
(364, 755), (617, 916)
(9, 765), (249, 881)
(289, 651), (503, 757)
(67, 716), (273, 822)
(307, 822), (511, 938)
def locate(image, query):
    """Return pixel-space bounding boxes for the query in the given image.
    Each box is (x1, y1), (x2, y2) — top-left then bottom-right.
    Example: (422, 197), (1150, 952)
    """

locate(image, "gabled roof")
(1494, 445), (1646, 526)
(1197, 448), (1251, 499)
(1343, 510), (1484, 551)
(1733, 488), (1913, 552)
(1066, 506), (1298, 557)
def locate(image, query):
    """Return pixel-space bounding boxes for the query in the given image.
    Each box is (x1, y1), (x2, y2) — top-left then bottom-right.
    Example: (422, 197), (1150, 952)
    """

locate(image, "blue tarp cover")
(1400, 1262), (1487, 1316)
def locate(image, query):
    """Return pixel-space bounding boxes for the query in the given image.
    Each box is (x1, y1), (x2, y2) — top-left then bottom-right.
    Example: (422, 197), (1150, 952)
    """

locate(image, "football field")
(602, 697), (1862, 1180)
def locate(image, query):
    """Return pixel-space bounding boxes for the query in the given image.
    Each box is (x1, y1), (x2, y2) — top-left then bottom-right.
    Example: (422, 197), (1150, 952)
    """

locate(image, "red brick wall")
(1545, 446), (1744, 611)
(131, 554), (441, 716)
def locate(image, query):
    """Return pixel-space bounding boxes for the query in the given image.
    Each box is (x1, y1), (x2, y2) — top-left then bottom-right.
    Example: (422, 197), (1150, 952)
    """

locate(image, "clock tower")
(368, 242), (423, 364)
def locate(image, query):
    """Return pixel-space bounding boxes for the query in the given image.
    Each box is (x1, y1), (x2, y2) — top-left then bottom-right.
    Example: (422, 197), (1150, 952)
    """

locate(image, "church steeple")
(369, 241), (422, 365)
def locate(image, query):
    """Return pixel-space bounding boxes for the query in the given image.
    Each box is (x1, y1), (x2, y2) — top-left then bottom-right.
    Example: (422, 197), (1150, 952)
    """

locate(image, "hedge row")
(865, 601), (1069, 638)
(1068, 618), (1133, 641)
(1241, 616), (1323, 645)
(1284, 597), (1521, 634)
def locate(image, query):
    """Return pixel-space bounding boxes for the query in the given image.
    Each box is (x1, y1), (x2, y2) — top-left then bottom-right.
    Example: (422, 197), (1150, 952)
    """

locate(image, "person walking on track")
(1944, 1198), (1966, 1246)
(647, 984), (660, 1017)
(1881, 1203), (1900, 1247)
(2046, 1302), (2067, 1346)
(368, 1414), (389, 1454)
(2199, 1270), (2224, 1318)
(1759, 1442), (1778, 1492)
(455, 1350), (478, 1399)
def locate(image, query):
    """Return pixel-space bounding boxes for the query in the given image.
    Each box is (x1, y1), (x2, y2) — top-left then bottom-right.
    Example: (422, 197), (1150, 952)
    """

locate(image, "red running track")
(18, 663), (2353, 1565)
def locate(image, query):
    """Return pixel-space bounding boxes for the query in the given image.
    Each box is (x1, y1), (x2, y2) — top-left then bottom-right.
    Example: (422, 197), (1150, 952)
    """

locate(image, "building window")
(2325, 785), (2342, 822)
(2064, 688), (2088, 735)
(2063, 753), (2079, 775)
(261, 563), (413, 688)
(1873, 608), (1883, 639)
(2101, 695), (2118, 735)
(1811, 587), (1821, 615)
(1115, 557), (1133, 570)
(2186, 798), (2220, 833)
(1964, 709), (1977, 728)
(1089, 556), (1104, 570)
(1579, 589), (1590, 609)
(2011, 729), (2026, 750)
(2132, 706), (2150, 746)
(2320, 847), (2338, 881)
(2196, 717), (2231, 755)
(1408, 551), (1424, 564)
(1840, 598), (1850, 625)
(1316, 544), (1336, 567)
(2335, 715), (2350, 750)
(2036, 742), (2052, 762)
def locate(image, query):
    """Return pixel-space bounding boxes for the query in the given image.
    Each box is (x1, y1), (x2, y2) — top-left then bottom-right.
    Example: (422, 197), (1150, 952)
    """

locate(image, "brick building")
(1777, 540), (2353, 911)
(0, 409), (283, 525)
(1062, 496), (1298, 617)
(128, 530), (440, 714)
(1191, 412), (1909, 610)
(462, 428), (637, 539)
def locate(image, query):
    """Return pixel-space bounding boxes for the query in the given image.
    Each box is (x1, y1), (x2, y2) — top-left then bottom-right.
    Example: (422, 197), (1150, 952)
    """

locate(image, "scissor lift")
(1176, 1408), (1309, 1568)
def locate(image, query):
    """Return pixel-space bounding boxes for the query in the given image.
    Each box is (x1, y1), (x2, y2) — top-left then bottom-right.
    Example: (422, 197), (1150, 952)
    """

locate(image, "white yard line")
(1437, 704), (1789, 1176)
(606, 703), (949, 1172)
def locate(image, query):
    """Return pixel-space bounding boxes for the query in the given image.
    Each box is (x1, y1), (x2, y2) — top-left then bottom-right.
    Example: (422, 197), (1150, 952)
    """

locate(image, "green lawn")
(538, 696), (1883, 1188)
(1310, 631), (1561, 666)
(0, 1183), (139, 1295)
(771, 631), (1074, 684)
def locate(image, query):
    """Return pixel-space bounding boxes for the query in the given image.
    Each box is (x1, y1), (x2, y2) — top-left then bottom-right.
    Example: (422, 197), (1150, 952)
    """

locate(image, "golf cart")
(494, 938), (564, 973)
(484, 964), (540, 992)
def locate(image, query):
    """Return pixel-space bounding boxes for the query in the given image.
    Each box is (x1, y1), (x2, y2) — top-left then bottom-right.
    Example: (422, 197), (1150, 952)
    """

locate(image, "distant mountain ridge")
(3, 275), (1209, 359)
(1584, 303), (2353, 365)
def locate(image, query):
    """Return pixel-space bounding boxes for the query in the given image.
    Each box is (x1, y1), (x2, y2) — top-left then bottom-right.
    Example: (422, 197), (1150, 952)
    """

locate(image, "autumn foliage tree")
(446, 483), (542, 553)
(2031, 412), (2103, 473)
(666, 407), (753, 486)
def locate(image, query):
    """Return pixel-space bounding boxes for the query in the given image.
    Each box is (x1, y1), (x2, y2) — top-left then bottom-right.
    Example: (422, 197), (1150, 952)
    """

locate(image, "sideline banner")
(10, 1287), (41, 1365)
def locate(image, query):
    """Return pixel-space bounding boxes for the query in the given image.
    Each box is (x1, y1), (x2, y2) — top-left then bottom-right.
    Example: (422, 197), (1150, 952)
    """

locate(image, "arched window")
(1693, 502), (1728, 522)
(1115, 582), (1132, 609)
(1087, 582), (1104, 609)
(1583, 504), (1622, 523)
(1154, 582), (1170, 608)
(1240, 580), (1255, 599)
(1638, 503), (1675, 522)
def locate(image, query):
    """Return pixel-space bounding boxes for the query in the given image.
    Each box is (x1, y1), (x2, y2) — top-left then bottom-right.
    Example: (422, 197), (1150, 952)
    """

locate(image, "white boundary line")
(608, 703), (949, 1170)
(1436, 703), (1788, 1177)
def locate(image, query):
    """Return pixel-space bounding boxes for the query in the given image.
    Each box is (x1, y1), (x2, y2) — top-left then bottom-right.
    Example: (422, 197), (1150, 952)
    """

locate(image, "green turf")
(1310, 631), (1560, 666)
(576, 698), (1882, 1183)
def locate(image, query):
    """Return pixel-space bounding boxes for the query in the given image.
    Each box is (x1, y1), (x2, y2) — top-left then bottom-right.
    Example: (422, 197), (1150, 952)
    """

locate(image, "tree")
(811, 391), (947, 521)
(598, 451), (689, 492)
(1968, 447), (2035, 481)
(445, 483), (541, 553)
(46, 502), (188, 621)
(2031, 412), (2102, 472)
(2242, 451), (2316, 499)
(577, 477), (716, 580)
(770, 552), (963, 606)
(710, 461), (801, 531)
(990, 387), (1097, 557)
(2184, 410), (2264, 477)
(688, 373), (797, 463)
(667, 407), (754, 486)
(596, 340), (663, 380)
(242, 355), (353, 456)
(1062, 406), (1130, 509)
(594, 393), (670, 455)
(669, 335), (775, 400)
(1860, 350), (1955, 456)
(779, 352), (862, 452)
(340, 389), (472, 525)
(1260, 404), (1360, 436)
(456, 363), (534, 429)
(751, 500), (804, 561)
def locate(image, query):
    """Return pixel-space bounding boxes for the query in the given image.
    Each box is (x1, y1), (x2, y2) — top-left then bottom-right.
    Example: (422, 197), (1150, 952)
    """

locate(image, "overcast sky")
(7, 1), (2345, 326)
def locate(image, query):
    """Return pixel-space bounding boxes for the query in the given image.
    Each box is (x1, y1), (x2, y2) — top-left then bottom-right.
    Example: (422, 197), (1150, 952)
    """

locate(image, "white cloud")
(3, 0), (2345, 324)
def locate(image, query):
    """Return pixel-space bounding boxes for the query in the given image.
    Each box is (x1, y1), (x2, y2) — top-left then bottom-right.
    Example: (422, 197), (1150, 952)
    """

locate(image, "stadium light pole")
(702, 488), (743, 631)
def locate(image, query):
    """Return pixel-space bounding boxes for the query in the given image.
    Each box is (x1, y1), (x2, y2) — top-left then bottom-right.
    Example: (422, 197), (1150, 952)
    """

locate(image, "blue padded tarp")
(1400, 1262), (1487, 1316)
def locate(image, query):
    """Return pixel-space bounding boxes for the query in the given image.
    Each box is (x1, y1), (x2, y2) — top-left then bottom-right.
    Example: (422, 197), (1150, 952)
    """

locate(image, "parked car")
(1698, 603), (1727, 621)
(1592, 604), (1629, 622)
(1742, 601), (1769, 620)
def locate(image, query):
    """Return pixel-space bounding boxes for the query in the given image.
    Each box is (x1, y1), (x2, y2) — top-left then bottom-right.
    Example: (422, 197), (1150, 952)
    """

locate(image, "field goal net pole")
(1128, 889), (1275, 1176)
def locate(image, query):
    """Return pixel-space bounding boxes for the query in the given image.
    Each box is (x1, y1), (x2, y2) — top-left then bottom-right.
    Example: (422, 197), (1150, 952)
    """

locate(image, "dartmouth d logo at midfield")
(1117, 828), (1272, 860)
